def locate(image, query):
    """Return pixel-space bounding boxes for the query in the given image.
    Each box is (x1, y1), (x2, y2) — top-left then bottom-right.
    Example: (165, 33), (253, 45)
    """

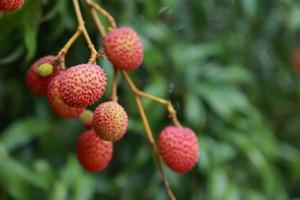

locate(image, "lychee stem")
(134, 95), (176, 200)
(122, 71), (182, 127)
(110, 69), (119, 102)
(72, 0), (98, 64)
(121, 74), (177, 200)
(55, 28), (82, 69)
(87, 5), (106, 37)
(85, 0), (117, 30)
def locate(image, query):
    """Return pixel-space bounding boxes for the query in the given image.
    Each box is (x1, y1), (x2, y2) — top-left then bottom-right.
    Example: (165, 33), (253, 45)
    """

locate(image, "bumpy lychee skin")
(26, 55), (62, 96)
(158, 126), (199, 173)
(59, 64), (107, 108)
(76, 129), (113, 172)
(103, 27), (144, 71)
(93, 101), (128, 142)
(0, 0), (24, 12)
(47, 75), (84, 118)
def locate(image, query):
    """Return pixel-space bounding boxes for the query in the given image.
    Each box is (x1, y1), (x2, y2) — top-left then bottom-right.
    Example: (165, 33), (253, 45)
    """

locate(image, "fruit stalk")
(85, 0), (117, 29)
(121, 71), (181, 127)
(133, 91), (176, 200)
(88, 7), (106, 37)
(72, 0), (98, 64)
(110, 69), (119, 101)
(55, 28), (82, 69)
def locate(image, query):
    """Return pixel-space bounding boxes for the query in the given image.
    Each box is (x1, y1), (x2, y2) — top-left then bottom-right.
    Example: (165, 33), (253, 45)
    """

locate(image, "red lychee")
(26, 55), (62, 96)
(59, 64), (107, 108)
(158, 126), (199, 173)
(47, 75), (84, 118)
(76, 129), (113, 172)
(93, 101), (128, 142)
(103, 27), (144, 71)
(0, 0), (24, 12)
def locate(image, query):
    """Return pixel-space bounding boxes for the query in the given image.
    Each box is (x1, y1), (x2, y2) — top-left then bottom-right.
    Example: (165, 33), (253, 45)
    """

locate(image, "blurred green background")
(1, 0), (300, 199)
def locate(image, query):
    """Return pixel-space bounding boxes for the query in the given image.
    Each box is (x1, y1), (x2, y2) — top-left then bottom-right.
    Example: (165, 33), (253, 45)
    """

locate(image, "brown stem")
(122, 71), (181, 127)
(122, 71), (176, 200)
(110, 69), (118, 102)
(85, 0), (107, 37)
(55, 28), (82, 69)
(72, 0), (98, 64)
(85, 0), (117, 29)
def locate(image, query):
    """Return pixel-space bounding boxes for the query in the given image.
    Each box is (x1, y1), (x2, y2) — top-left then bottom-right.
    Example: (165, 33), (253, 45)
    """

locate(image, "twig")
(55, 29), (82, 69)
(110, 69), (118, 101)
(85, 0), (117, 29)
(134, 95), (176, 200)
(87, 6), (106, 37)
(72, 0), (98, 64)
(122, 71), (181, 127)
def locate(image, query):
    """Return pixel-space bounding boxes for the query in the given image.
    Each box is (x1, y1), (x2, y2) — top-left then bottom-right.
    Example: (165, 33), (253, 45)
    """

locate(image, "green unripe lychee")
(38, 63), (53, 77)
(80, 110), (93, 128)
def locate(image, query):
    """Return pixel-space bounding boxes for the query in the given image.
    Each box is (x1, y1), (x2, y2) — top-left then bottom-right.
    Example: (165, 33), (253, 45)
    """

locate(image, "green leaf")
(241, 0), (258, 19)
(171, 43), (222, 68)
(50, 181), (68, 200)
(209, 168), (228, 200)
(184, 93), (206, 129)
(224, 183), (240, 200)
(197, 83), (250, 120)
(0, 118), (48, 150)
(201, 64), (254, 84)
(23, 0), (42, 61)
(0, 157), (49, 191)
(73, 174), (96, 200)
(60, 155), (82, 187)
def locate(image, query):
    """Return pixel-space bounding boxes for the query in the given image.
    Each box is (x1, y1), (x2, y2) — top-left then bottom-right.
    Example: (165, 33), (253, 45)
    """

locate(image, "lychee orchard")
(2, 0), (200, 199)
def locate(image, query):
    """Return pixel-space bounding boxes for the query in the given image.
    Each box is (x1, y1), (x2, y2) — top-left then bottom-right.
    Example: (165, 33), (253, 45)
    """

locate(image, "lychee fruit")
(26, 55), (62, 96)
(47, 75), (84, 118)
(80, 109), (93, 128)
(59, 64), (107, 108)
(0, 0), (24, 12)
(76, 129), (113, 172)
(93, 101), (128, 142)
(103, 27), (144, 71)
(158, 126), (199, 173)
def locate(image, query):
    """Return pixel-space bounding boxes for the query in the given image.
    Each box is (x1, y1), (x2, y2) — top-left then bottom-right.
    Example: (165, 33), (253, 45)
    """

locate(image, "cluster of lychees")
(3, 0), (200, 198)
(26, 26), (199, 174)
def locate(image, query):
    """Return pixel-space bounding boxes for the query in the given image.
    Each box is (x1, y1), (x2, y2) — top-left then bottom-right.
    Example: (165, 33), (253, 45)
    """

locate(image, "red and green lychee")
(80, 109), (94, 128)
(93, 101), (128, 142)
(26, 55), (62, 96)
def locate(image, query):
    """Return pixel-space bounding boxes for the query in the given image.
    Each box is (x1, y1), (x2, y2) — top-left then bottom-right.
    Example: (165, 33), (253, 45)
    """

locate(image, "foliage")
(1, 0), (300, 199)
